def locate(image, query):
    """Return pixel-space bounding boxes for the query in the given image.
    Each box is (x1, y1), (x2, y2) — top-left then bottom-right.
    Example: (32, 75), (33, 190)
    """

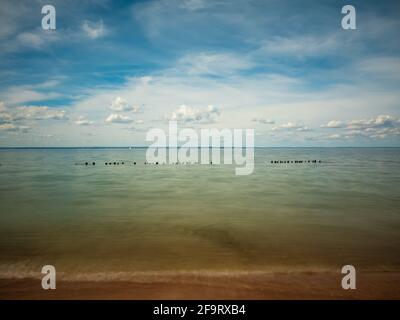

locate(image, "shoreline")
(1, 271), (399, 300)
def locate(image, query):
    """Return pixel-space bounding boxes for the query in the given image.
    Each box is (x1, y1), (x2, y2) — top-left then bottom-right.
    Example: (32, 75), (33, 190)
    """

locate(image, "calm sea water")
(0, 148), (399, 278)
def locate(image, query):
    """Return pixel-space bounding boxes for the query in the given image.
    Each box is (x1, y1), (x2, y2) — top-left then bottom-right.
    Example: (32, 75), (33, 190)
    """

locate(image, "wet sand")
(1, 271), (399, 299)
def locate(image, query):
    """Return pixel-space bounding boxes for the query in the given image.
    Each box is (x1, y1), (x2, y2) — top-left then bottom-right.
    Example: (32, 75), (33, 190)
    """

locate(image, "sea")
(0, 147), (399, 280)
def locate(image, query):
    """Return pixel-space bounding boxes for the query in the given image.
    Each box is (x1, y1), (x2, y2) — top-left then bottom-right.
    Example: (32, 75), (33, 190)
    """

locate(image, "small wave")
(1, 264), (398, 282)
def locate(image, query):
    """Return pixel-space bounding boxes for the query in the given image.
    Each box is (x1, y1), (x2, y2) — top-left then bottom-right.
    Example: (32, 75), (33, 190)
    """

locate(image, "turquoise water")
(0, 148), (399, 278)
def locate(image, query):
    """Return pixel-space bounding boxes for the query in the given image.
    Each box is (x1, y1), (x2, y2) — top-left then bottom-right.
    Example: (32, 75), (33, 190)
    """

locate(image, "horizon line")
(0, 146), (400, 149)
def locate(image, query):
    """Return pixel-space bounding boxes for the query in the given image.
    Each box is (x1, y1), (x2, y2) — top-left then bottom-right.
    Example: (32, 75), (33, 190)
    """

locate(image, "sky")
(0, 0), (399, 147)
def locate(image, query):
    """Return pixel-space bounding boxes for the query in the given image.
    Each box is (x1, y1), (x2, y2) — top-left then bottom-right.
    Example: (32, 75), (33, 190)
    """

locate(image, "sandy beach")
(1, 271), (399, 300)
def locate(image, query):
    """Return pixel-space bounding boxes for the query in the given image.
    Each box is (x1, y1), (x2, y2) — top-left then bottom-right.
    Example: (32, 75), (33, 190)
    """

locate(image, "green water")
(0, 148), (399, 278)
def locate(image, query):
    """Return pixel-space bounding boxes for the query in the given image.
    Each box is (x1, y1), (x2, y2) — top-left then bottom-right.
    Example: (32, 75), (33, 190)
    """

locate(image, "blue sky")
(0, 0), (399, 146)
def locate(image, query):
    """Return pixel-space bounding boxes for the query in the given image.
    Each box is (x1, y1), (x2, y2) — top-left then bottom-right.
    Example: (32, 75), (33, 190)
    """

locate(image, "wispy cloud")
(0, 83), (61, 105)
(259, 34), (340, 57)
(176, 52), (254, 76)
(178, 0), (211, 11)
(82, 20), (107, 39)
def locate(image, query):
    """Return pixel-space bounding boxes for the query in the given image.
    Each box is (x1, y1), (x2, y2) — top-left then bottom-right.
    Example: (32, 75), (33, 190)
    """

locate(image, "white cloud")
(296, 126), (312, 132)
(321, 115), (400, 132)
(253, 118), (275, 124)
(321, 120), (344, 128)
(75, 116), (93, 126)
(178, 0), (209, 11)
(356, 57), (400, 81)
(110, 97), (139, 112)
(17, 32), (44, 48)
(0, 108), (13, 123)
(168, 104), (220, 123)
(0, 123), (18, 131)
(0, 123), (29, 132)
(64, 68), (400, 146)
(270, 122), (312, 133)
(1, 88), (60, 105)
(279, 122), (298, 129)
(347, 115), (400, 130)
(0, 79), (63, 105)
(327, 134), (341, 140)
(0, 102), (67, 135)
(35, 79), (61, 89)
(15, 106), (67, 120)
(0, 103), (67, 121)
(177, 53), (253, 76)
(105, 113), (133, 124)
(127, 125), (148, 132)
(344, 115), (400, 139)
(260, 35), (339, 57)
(319, 115), (400, 140)
(35, 45), (400, 146)
(82, 20), (107, 39)
(15, 29), (60, 50)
